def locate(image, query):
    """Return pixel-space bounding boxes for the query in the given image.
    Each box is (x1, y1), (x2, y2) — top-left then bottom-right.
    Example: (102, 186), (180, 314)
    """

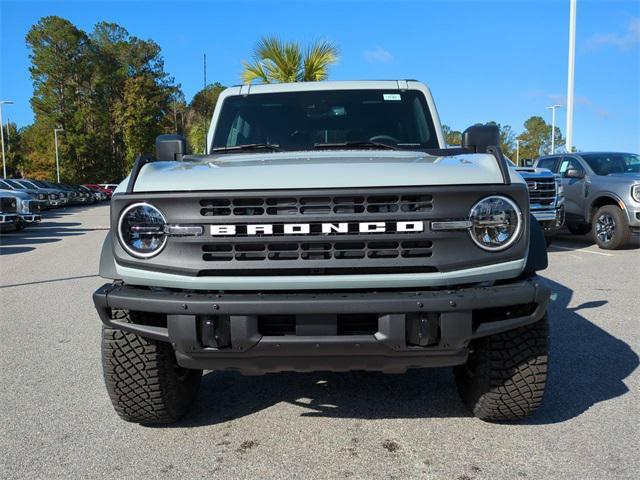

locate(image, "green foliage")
(242, 37), (338, 84)
(518, 116), (565, 161)
(442, 124), (462, 147)
(21, 16), (176, 182)
(115, 75), (171, 170)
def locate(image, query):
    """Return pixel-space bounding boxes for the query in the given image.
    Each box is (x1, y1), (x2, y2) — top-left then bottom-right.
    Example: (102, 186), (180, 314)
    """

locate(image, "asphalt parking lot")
(1, 204), (638, 480)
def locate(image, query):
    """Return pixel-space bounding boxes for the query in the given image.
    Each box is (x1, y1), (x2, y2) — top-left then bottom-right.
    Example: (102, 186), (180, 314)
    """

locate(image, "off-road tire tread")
(101, 313), (201, 424)
(455, 315), (549, 421)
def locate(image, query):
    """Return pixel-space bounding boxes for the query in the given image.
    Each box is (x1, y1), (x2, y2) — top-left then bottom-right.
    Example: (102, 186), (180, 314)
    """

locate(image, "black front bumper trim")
(93, 278), (550, 373)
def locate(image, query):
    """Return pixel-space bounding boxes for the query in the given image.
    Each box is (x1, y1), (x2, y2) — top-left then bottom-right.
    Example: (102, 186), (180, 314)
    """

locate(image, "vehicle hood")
(513, 167), (555, 179)
(131, 150), (517, 193)
(0, 189), (31, 200)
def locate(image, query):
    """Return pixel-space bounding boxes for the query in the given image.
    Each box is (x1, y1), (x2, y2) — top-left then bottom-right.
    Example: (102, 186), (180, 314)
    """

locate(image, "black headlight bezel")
(468, 195), (524, 252)
(117, 202), (168, 259)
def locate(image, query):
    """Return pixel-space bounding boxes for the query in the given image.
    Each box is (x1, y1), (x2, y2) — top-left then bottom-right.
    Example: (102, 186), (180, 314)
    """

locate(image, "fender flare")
(99, 232), (119, 280)
(523, 214), (548, 274)
(585, 191), (626, 220)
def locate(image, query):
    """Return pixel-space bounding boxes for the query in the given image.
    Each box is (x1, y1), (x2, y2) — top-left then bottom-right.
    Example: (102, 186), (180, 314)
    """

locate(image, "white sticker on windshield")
(383, 93), (401, 101)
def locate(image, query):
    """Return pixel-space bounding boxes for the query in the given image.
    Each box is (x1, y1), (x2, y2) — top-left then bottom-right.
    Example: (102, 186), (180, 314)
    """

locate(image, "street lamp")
(54, 127), (64, 183)
(566, 0), (577, 151)
(546, 105), (562, 154)
(0, 100), (14, 179)
(516, 138), (520, 165)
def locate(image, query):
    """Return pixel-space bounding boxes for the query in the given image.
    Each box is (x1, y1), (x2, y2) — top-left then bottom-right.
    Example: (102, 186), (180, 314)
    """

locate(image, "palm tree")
(242, 37), (339, 84)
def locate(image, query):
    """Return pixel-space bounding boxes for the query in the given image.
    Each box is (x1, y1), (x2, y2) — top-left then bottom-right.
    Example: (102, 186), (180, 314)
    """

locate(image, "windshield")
(211, 89), (439, 152)
(581, 153), (640, 175)
(17, 180), (38, 189)
(0, 180), (14, 189)
(5, 179), (24, 189)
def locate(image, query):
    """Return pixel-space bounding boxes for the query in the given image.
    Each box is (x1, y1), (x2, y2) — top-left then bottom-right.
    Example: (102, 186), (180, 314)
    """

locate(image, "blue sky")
(1, 0), (639, 152)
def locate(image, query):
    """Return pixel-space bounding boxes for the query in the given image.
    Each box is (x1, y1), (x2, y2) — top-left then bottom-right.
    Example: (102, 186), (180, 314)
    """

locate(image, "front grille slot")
(202, 240), (433, 262)
(525, 178), (556, 207)
(199, 193), (433, 217)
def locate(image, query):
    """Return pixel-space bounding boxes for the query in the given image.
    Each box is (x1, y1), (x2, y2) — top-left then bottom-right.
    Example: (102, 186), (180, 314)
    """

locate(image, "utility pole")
(203, 53), (207, 154)
(5, 116), (10, 153)
(566, 0), (577, 151)
(0, 100), (14, 179)
(54, 127), (64, 183)
(516, 139), (520, 165)
(546, 105), (562, 154)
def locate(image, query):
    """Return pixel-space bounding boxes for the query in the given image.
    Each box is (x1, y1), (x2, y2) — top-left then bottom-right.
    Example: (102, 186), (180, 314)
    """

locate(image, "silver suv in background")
(535, 152), (640, 249)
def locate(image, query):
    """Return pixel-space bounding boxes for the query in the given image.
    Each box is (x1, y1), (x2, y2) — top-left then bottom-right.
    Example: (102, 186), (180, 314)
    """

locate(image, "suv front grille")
(111, 185), (531, 277)
(525, 178), (556, 208)
(0, 197), (17, 213)
(200, 194), (433, 217)
(202, 240), (433, 262)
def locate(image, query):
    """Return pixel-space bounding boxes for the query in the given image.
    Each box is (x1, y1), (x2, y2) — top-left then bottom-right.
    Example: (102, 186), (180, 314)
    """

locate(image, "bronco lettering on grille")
(209, 221), (424, 236)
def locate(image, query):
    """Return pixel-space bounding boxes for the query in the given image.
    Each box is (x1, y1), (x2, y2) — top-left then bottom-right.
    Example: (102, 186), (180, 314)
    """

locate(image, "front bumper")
(532, 206), (564, 232)
(19, 213), (42, 224)
(0, 213), (19, 227)
(93, 277), (551, 374)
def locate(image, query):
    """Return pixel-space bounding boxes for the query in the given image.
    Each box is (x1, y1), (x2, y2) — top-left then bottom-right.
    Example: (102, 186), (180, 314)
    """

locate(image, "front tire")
(101, 312), (202, 424)
(592, 205), (630, 250)
(454, 315), (549, 421)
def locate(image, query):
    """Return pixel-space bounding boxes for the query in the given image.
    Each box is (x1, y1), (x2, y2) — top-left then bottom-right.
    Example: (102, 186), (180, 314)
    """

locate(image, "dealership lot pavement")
(1, 204), (638, 480)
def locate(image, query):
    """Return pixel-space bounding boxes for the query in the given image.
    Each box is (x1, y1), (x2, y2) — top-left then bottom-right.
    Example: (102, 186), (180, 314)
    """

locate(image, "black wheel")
(566, 223), (590, 235)
(544, 236), (552, 247)
(101, 311), (202, 424)
(15, 220), (26, 231)
(592, 205), (631, 250)
(454, 315), (549, 421)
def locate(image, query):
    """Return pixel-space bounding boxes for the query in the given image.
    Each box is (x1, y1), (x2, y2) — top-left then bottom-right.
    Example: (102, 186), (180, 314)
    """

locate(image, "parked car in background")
(0, 189), (42, 230)
(0, 191), (20, 232)
(12, 179), (69, 207)
(507, 157), (565, 245)
(99, 184), (118, 195)
(0, 179), (52, 209)
(84, 184), (112, 199)
(535, 152), (640, 249)
(77, 185), (100, 203)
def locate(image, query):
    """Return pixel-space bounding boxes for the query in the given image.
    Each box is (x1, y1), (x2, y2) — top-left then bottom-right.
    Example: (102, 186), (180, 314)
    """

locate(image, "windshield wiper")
(313, 141), (398, 151)
(211, 143), (280, 153)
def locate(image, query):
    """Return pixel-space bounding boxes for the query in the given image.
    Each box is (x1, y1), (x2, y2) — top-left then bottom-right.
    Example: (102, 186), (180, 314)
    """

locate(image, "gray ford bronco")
(94, 81), (551, 424)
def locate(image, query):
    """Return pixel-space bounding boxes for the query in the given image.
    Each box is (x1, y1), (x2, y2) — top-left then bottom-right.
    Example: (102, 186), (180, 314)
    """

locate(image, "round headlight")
(118, 203), (167, 258)
(468, 195), (523, 251)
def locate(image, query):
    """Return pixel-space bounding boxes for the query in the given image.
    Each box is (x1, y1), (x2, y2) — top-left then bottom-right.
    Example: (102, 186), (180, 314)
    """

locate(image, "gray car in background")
(535, 152), (640, 249)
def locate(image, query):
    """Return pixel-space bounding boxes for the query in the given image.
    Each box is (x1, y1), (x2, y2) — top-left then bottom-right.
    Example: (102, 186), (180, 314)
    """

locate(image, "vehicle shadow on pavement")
(157, 278), (637, 428)
(522, 277), (637, 425)
(0, 221), (94, 255)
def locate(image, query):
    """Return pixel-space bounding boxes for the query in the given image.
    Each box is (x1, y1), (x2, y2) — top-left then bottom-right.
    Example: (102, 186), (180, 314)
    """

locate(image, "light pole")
(566, 0), (577, 151)
(516, 139), (520, 165)
(0, 100), (14, 179)
(546, 104), (562, 154)
(54, 127), (64, 183)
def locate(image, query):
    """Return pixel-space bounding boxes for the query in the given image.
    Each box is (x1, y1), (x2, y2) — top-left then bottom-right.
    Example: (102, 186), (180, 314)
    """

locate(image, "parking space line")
(550, 245), (613, 257)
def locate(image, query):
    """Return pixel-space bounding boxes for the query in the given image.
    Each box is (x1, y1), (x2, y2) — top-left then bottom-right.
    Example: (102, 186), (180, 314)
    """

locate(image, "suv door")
(558, 156), (588, 220)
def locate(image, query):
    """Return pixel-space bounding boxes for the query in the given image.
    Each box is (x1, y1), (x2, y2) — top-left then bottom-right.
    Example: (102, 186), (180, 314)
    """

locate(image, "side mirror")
(566, 168), (585, 179)
(461, 124), (500, 153)
(156, 134), (187, 161)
